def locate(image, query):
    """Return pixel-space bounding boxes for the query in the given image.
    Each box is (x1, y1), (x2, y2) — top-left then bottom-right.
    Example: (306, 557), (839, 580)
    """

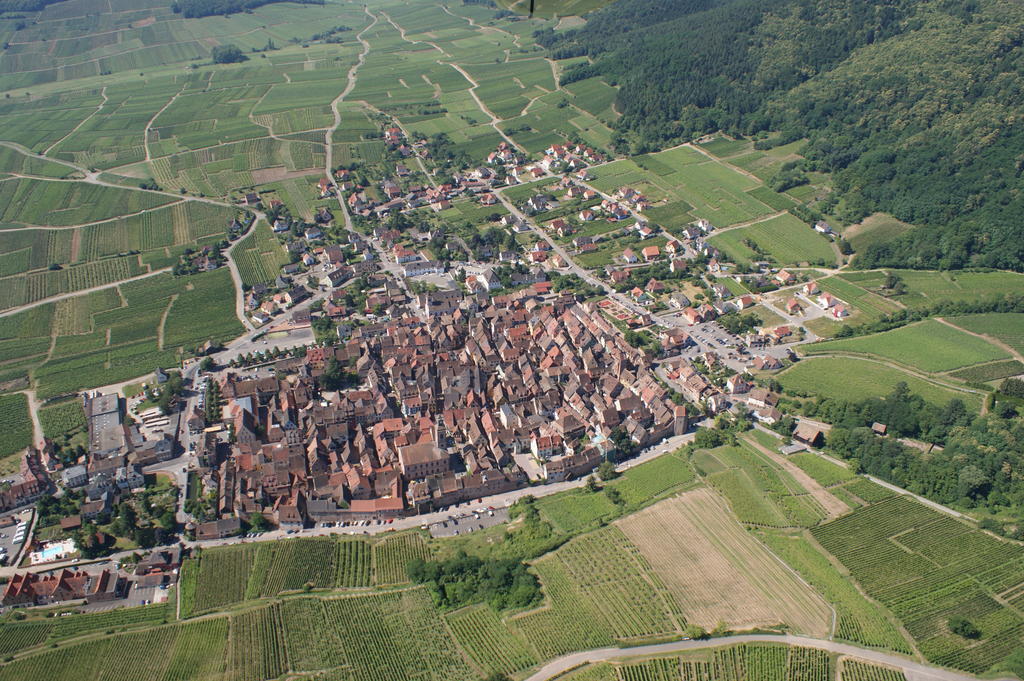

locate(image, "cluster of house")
(2, 546), (183, 607)
(3, 393), (172, 533)
(487, 142), (603, 180)
(188, 296), (689, 534)
(341, 164), (503, 221)
(781, 280), (850, 319)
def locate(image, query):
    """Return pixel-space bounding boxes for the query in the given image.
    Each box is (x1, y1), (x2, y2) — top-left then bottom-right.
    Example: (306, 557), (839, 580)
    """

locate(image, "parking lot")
(428, 506), (510, 538)
(0, 510), (32, 567)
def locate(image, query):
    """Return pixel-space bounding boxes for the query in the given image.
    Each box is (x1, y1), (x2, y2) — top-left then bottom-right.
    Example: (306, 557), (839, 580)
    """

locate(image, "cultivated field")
(946, 313), (1024, 355)
(710, 213), (836, 266)
(617, 488), (832, 636)
(803, 319), (1010, 372)
(777, 357), (982, 409)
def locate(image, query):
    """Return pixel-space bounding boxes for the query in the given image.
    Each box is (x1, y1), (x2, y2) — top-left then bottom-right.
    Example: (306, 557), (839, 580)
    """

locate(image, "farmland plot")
(617, 488), (831, 636)
(372, 532), (430, 585)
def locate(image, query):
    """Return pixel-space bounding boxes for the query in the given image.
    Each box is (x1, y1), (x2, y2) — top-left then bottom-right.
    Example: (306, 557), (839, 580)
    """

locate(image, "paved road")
(0, 428), (699, 578)
(521, 634), (1015, 681)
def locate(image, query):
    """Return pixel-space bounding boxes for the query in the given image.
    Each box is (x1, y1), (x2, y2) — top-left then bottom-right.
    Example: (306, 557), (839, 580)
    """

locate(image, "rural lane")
(521, 634), (1016, 681)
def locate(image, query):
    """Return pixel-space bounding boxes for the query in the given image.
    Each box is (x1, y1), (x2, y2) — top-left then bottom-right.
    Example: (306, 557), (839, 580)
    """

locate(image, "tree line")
(171, 0), (323, 19)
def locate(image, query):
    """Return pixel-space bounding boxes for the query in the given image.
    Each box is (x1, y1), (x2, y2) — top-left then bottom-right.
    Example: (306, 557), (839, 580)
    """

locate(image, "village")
(0, 119), (850, 615)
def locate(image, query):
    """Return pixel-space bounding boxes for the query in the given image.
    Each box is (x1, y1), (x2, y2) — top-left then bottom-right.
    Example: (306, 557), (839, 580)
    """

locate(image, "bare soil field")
(617, 488), (831, 636)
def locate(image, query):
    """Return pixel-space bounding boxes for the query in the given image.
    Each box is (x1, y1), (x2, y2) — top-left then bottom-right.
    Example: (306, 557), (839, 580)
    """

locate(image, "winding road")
(521, 634), (1015, 681)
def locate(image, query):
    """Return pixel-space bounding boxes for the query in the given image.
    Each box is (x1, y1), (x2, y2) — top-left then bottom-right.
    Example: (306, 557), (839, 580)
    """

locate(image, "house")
(403, 260), (444, 277)
(317, 177), (334, 198)
(430, 199), (452, 212)
(579, 209), (595, 222)
(398, 442), (450, 480)
(754, 407), (783, 425)
(394, 245), (419, 263)
(775, 269), (796, 285)
(752, 355), (783, 371)
(785, 298), (802, 315)
(793, 423), (825, 447)
(304, 226), (323, 241)
(681, 307), (703, 325)
(736, 295), (756, 310)
(748, 387), (779, 409)
(641, 245), (660, 262)
(62, 464), (87, 488)
(621, 248), (638, 264)
(480, 193), (497, 205)
(196, 517), (242, 540)
(243, 192), (261, 207)
(814, 220), (834, 235)
(831, 304), (850, 319)
(475, 269), (503, 292)
(803, 281), (820, 296)
(817, 292), (836, 309)
(669, 292), (691, 309)
(726, 375), (752, 394)
(871, 422), (888, 436)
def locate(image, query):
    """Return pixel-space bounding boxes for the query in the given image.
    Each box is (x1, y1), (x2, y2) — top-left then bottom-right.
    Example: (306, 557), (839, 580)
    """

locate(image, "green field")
(778, 357), (982, 409)
(710, 213), (836, 266)
(803, 319), (1010, 372)
(837, 270), (1024, 309)
(946, 313), (1024, 355)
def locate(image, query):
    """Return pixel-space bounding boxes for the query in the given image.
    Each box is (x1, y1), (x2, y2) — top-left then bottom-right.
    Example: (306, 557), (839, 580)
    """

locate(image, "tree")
(248, 512), (269, 532)
(597, 460), (618, 481)
(212, 45), (246, 64)
(199, 356), (215, 372)
(948, 616), (980, 639)
(584, 475), (600, 493)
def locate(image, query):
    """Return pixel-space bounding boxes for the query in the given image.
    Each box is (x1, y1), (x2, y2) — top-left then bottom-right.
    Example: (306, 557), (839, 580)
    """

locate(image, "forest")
(539, 0), (1024, 271)
(171, 0), (322, 18)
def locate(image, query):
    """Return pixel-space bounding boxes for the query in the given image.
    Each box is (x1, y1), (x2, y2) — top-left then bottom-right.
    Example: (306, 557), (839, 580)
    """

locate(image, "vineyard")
(788, 454), (855, 488)
(0, 392), (32, 457)
(615, 643), (830, 681)
(372, 532), (430, 585)
(840, 660), (908, 681)
(337, 539), (373, 587)
(812, 496), (1024, 672)
(226, 605), (287, 681)
(233, 220), (290, 288)
(445, 604), (538, 676)
(38, 398), (87, 442)
(311, 589), (476, 681)
(699, 444), (827, 528)
(759, 530), (912, 653)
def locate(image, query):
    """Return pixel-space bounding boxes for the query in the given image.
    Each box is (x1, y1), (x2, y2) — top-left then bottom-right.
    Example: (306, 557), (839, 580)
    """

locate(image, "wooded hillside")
(541, 0), (1024, 271)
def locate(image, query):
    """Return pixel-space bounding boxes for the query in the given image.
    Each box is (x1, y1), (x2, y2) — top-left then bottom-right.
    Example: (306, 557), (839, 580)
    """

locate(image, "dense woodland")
(540, 0), (1024, 271)
(170, 0), (322, 18)
(823, 388), (1024, 525)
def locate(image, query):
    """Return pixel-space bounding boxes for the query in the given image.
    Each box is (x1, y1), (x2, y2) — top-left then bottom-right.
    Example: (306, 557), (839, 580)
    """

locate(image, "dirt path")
(935, 317), (1024, 364)
(444, 61), (524, 152)
(0, 267), (171, 319)
(326, 8), (378, 231)
(521, 634), (1014, 681)
(742, 434), (849, 520)
(686, 140), (762, 182)
(22, 389), (45, 448)
(223, 226), (256, 332)
(144, 85), (185, 163)
(43, 85), (108, 156)
(156, 294), (177, 350)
